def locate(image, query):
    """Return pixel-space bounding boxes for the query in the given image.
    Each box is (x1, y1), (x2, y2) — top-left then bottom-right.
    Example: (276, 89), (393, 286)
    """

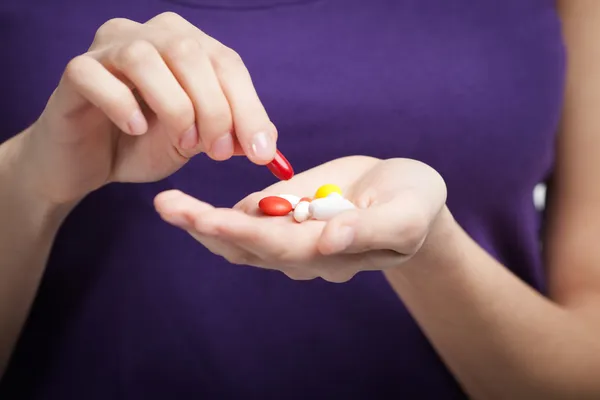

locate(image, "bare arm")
(383, 2), (600, 398)
(0, 130), (74, 377)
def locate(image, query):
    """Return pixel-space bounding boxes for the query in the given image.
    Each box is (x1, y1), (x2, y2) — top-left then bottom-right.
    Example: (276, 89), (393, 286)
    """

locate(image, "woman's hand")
(17, 12), (276, 206)
(154, 156), (448, 282)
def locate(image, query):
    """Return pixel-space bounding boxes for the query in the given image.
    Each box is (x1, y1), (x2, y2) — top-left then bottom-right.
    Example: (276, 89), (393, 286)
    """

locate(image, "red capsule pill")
(259, 196), (293, 216)
(267, 150), (294, 181)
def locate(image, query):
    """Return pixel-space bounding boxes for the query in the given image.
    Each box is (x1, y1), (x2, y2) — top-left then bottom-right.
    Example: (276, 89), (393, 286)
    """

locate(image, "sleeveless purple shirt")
(0, 1), (565, 398)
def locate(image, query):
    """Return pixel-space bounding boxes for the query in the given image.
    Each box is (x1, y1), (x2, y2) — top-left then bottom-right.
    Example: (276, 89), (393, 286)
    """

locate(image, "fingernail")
(210, 133), (234, 160)
(180, 125), (199, 150)
(250, 131), (275, 161)
(328, 226), (355, 253)
(127, 109), (147, 135)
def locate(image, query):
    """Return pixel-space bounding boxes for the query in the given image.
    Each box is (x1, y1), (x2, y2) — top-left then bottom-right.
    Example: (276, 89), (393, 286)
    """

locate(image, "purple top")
(0, 1), (565, 398)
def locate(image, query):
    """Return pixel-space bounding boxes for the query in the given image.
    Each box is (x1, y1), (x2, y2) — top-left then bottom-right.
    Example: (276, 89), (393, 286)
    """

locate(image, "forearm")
(0, 131), (73, 377)
(385, 207), (600, 400)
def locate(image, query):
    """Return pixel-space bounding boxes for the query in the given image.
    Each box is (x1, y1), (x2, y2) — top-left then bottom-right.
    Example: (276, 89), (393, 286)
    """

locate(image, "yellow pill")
(314, 184), (342, 199)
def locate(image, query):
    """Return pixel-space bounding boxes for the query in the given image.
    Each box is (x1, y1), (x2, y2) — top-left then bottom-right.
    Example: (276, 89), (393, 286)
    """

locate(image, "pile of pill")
(258, 184), (356, 223)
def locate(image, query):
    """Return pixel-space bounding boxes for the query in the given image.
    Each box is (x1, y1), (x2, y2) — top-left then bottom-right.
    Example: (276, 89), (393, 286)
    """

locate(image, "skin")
(0, 12), (277, 375)
(154, 1), (600, 398)
(0, 2), (598, 398)
(34, 13), (279, 205)
(156, 156), (443, 281)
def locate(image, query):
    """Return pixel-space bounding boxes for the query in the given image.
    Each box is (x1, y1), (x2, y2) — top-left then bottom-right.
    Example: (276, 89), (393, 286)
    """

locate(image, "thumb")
(316, 197), (429, 256)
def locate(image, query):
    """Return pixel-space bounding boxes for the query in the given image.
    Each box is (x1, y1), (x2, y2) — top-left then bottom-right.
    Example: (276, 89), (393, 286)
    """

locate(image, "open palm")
(154, 155), (447, 282)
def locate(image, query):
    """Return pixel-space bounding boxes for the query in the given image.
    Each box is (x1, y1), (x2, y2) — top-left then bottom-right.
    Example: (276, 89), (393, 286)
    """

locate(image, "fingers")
(154, 189), (214, 227)
(101, 38), (271, 162)
(91, 18), (140, 48)
(211, 46), (277, 164)
(158, 37), (236, 161)
(281, 268), (318, 281)
(79, 13), (274, 163)
(155, 190), (321, 263)
(62, 55), (148, 135)
(188, 230), (256, 267)
(155, 190), (256, 266)
(104, 40), (199, 157)
(154, 189), (404, 281)
(146, 12), (276, 164)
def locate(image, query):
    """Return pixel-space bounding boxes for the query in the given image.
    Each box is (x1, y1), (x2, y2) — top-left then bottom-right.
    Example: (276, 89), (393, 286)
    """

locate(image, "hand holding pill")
(21, 12), (286, 207)
(155, 156), (448, 283)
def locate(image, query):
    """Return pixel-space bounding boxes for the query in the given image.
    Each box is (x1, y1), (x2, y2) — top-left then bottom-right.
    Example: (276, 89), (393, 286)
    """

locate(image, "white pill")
(277, 194), (301, 209)
(293, 201), (311, 222)
(309, 196), (356, 221)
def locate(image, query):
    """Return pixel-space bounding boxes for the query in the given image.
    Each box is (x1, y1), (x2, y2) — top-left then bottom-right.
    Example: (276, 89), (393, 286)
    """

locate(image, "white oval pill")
(277, 194), (301, 209)
(309, 196), (356, 221)
(293, 201), (311, 222)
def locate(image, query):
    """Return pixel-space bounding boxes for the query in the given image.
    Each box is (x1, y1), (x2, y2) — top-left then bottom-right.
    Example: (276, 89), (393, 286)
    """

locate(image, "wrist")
(391, 205), (466, 275)
(419, 205), (462, 260)
(1, 130), (75, 234)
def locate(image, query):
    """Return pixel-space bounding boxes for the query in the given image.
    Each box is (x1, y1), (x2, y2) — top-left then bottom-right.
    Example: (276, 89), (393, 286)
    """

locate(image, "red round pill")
(267, 150), (294, 181)
(258, 196), (293, 216)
